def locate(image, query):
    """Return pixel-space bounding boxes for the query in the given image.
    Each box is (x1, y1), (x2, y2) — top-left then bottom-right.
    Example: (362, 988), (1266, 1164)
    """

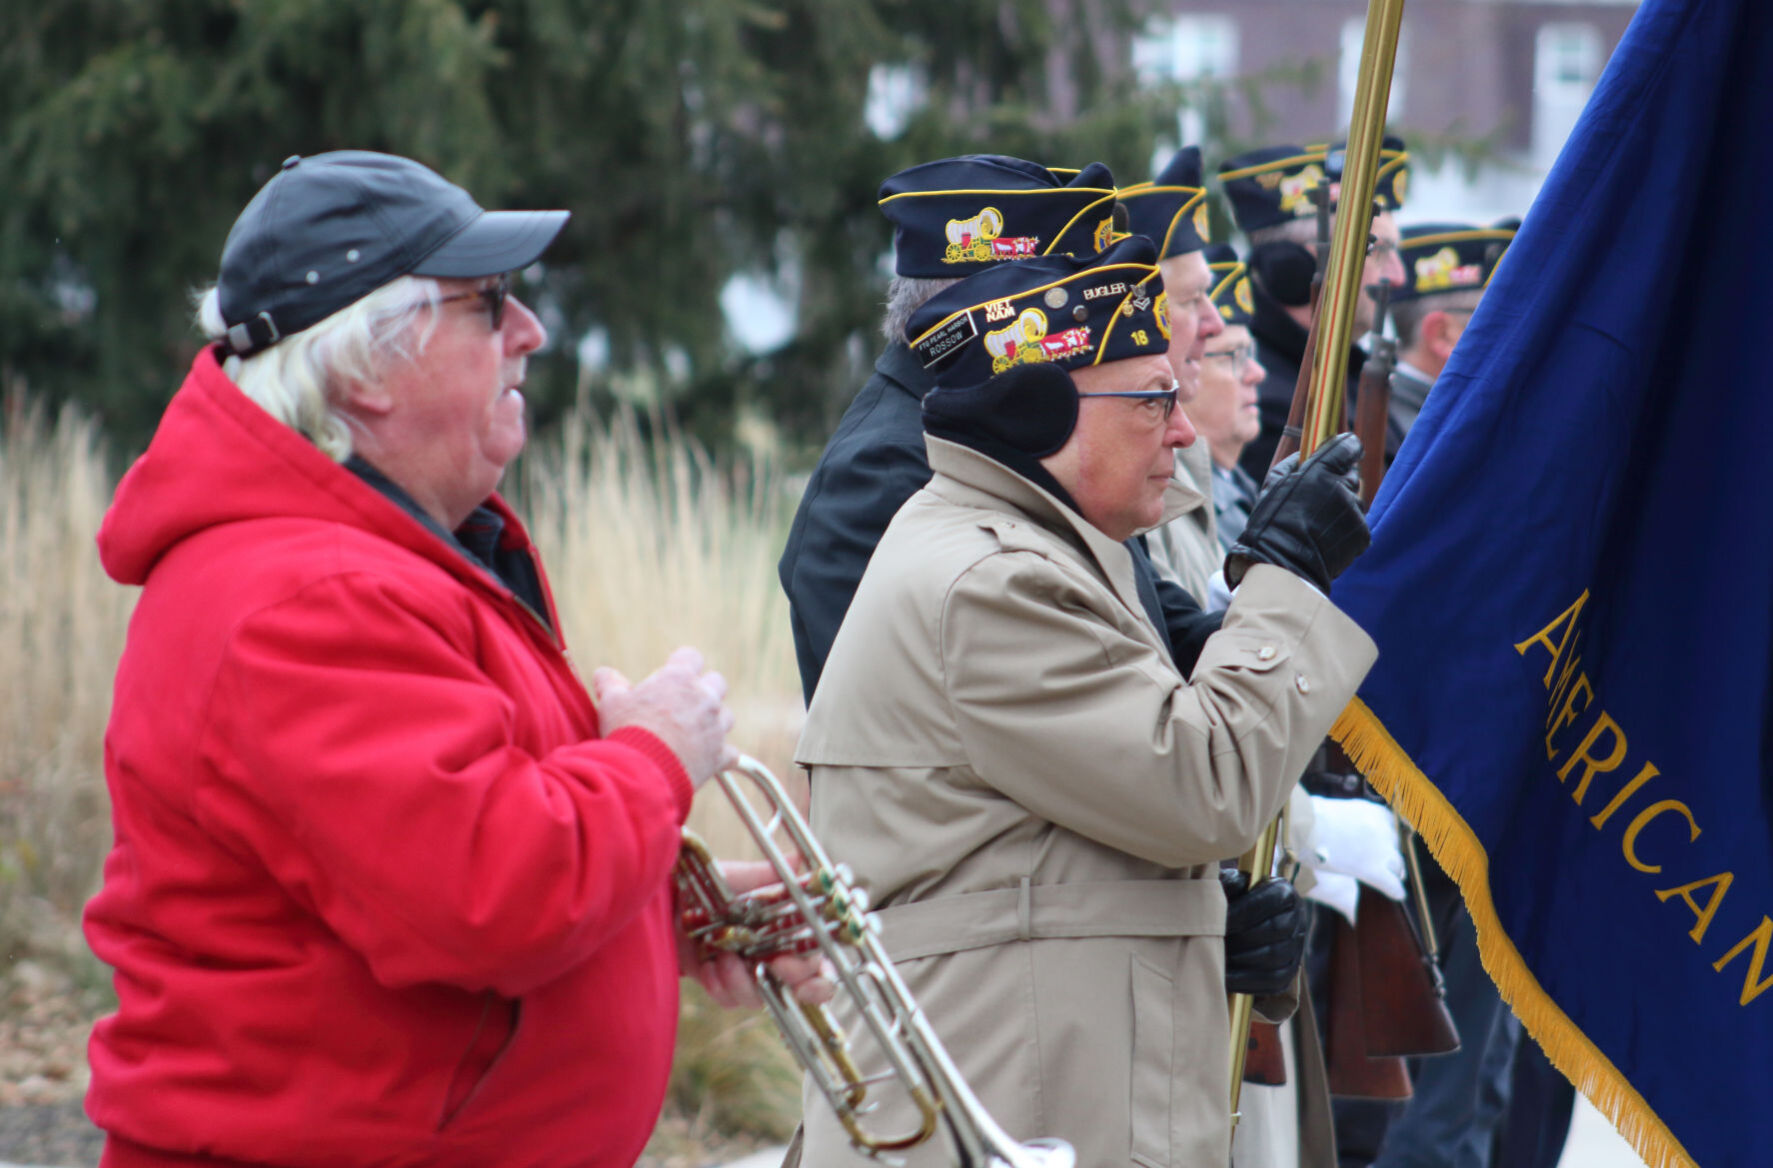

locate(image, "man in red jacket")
(86, 151), (822, 1168)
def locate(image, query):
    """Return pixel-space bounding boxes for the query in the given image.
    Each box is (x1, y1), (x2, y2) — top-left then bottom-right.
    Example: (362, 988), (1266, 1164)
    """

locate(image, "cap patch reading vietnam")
(1392, 220), (1519, 304)
(1119, 145), (1212, 259)
(879, 156), (1118, 278)
(906, 235), (1170, 388)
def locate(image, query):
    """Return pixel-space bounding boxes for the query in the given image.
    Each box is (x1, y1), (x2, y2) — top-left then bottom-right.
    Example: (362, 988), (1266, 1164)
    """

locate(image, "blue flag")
(1329, 1), (1772, 1164)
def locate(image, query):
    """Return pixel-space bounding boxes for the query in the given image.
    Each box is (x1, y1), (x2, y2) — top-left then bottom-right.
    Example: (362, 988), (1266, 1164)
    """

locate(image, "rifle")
(1351, 281), (1395, 506)
(1322, 280), (1461, 1100)
(1230, 186), (1339, 1095)
(1230, 0), (1425, 1124)
(1268, 185), (1335, 471)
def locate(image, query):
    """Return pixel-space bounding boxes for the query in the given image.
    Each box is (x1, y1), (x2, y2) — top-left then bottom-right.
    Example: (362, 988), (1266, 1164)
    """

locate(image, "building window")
(1132, 15), (1240, 83)
(1532, 23), (1603, 169)
(1338, 17), (1407, 129)
(1535, 22), (1603, 93)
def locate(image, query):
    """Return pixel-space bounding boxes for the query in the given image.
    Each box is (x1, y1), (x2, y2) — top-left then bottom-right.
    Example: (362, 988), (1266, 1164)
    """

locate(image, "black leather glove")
(1221, 869), (1309, 997)
(1224, 431), (1370, 593)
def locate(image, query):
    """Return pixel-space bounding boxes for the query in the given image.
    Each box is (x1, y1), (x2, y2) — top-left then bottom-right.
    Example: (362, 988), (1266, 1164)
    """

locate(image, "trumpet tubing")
(675, 756), (1074, 1168)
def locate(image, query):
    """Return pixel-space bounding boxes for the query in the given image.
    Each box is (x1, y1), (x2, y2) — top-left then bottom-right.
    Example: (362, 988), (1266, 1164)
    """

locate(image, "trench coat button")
(1295, 674), (1312, 694)
(1257, 645), (1277, 661)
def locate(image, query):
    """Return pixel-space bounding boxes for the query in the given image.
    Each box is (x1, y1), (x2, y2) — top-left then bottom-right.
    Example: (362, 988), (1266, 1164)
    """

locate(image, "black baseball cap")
(216, 151), (569, 357)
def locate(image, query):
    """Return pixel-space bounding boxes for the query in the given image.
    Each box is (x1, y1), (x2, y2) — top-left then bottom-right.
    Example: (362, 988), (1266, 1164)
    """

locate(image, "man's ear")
(1426, 311), (1462, 362)
(334, 376), (395, 418)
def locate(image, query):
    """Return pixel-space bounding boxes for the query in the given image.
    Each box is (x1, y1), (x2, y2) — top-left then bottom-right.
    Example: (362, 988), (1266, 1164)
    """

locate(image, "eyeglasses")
(436, 272), (512, 331)
(1078, 383), (1179, 421)
(1202, 344), (1256, 375)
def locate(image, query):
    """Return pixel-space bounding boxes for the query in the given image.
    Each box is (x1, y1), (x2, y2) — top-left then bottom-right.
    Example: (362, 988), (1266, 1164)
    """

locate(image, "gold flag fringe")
(1331, 697), (1699, 1168)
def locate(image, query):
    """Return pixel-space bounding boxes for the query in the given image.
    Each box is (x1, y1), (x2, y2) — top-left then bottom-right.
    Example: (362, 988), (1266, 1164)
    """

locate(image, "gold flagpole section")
(1229, 0), (1408, 1134)
(1303, 0), (1408, 456)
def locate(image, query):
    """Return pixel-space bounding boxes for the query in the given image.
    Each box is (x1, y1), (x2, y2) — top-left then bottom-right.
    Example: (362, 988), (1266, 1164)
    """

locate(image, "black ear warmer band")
(1249, 240), (1318, 309)
(922, 362), (1081, 459)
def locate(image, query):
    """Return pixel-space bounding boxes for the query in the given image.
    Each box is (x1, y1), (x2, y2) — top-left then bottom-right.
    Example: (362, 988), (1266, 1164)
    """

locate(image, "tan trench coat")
(794, 436), (1375, 1168)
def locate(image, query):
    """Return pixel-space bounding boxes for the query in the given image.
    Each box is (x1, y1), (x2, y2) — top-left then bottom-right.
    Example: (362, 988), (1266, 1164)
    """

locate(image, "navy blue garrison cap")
(878, 156), (1118, 278)
(1203, 243), (1255, 328)
(1119, 146), (1212, 259)
(1218, 144), (1332, 236)
(1393, 219), (1519, 303)
(217, 151), (569, 357)
(1318, 133), (1412, 210)
(905, 235), (1171, 386)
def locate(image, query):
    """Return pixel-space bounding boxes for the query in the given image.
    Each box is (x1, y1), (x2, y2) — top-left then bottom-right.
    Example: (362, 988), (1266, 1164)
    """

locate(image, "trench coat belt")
(872, 878), (1225, 963)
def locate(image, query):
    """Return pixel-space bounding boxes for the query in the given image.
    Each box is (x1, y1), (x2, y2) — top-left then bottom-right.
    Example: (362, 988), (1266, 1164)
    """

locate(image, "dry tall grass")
(0, 394), (809, 1151)
(0, 397), (133, 981)
(522, 409), (809, 1153)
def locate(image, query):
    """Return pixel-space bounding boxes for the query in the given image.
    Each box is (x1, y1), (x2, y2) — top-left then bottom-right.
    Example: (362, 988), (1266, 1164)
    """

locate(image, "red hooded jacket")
(86, 350), (694, 1167)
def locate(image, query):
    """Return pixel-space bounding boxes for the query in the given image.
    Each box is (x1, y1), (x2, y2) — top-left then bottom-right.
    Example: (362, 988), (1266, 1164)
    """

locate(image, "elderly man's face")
(380, 276), (547, 527)
(1158, 251), (1225, 403)
(1042, 354), (1196, 542)
(1324, 184), (1407, 334)
(1359, 209), (1406, 333)
(1185, 324), (1265, 471)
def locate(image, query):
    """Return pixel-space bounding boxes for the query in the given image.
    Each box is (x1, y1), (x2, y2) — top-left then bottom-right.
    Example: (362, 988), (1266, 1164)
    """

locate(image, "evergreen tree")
(1, 0), (1186, 454)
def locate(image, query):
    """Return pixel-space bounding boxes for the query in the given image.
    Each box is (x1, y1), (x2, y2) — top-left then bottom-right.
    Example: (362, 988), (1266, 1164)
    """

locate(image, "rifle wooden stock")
(1325, 904), (1413, 1099)
(1243, 1020), (1288, 1086)
(1324, 886), (1461, 1098)
(1352, 338), (1394, 508)
(1357, 890), (1460, 1058)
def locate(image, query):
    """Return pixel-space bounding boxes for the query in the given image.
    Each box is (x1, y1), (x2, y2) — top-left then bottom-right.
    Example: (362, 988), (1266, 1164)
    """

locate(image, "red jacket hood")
(100, 347), (530, 596)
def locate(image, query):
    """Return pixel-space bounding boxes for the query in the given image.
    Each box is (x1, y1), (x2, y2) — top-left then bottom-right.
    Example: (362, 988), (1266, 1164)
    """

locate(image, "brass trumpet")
(675, 755), (1075, 1168)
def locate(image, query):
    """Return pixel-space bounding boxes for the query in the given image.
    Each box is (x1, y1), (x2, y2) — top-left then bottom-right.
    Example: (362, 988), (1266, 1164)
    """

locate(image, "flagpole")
(1303, 0), (1407, 456)
(1228, 0), (1408, 1133)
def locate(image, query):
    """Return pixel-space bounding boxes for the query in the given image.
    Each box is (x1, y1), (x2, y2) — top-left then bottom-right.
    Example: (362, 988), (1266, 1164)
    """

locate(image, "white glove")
(1299, 796), (1408, 911)
(1206, 568), (1234, 610)
(1305, 869), (1362, 925)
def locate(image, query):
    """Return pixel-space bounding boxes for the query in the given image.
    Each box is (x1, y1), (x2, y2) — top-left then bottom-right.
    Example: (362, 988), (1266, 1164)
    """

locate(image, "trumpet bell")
(675, 755), (1076, 1168)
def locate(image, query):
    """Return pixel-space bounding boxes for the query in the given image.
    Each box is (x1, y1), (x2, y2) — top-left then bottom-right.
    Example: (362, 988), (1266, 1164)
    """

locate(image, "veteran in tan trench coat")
(793, 238), (1378, 1168)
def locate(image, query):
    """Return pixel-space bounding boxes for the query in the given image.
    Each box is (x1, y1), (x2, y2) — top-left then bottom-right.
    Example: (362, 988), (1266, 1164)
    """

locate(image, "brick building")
(1131, 0), (1641, 222)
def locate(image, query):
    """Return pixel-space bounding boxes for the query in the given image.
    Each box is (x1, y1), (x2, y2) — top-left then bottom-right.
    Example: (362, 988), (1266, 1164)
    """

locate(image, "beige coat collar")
(1161, 443), (1211, 526)
(922, 435), (1152, 629)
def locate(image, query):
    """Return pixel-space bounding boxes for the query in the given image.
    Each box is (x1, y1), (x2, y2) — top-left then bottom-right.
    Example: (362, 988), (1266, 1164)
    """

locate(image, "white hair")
(194, 275), (446, 462)
(882, 275), (962, 345)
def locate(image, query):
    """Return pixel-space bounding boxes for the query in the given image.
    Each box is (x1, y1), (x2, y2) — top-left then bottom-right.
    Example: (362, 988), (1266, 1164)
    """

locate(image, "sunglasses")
(436, 272), (512, 331)
(1078, 383), (1179, 421)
